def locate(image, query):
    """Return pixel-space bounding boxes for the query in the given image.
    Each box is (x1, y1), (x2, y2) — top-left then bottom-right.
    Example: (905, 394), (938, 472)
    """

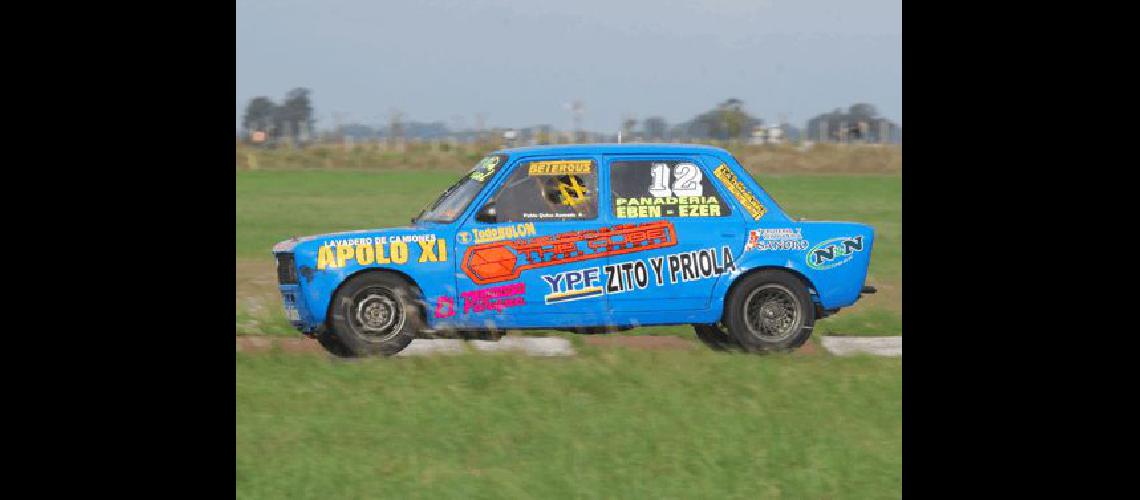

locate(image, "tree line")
(241, 92), (899, 144)
(241, 88), (315, 143)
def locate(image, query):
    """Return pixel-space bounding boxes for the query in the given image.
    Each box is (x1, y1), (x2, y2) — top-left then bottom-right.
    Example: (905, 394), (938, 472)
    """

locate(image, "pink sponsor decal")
(434, 296), (456, 318)
(461, 282), (526, 314)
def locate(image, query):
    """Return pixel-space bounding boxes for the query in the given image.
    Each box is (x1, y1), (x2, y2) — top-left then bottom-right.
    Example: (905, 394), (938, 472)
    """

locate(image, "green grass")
(756, 173), (901, 283)
(816, 309), (902, 336)
(237, 349), (902, 499)
(236, 170), (901, 336)
(236, 170), (459, 259)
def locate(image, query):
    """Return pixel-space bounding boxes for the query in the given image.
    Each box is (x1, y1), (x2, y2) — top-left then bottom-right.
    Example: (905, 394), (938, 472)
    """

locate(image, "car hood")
(272, 225), (433, 254)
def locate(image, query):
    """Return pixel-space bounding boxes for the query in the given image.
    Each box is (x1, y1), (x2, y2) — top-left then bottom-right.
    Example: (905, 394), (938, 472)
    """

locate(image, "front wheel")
(722, 270), (815, 353)
(325, 272), (421, 357)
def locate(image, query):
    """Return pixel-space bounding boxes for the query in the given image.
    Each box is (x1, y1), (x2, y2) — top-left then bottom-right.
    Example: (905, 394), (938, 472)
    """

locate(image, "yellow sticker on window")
(528, 160), (593, 176)
(713, 164), (766, 220)
(556, 176), (589, 206)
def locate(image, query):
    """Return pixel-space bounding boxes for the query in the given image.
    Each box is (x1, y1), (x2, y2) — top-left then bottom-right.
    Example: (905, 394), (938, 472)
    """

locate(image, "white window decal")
(647, 162), (704, 197)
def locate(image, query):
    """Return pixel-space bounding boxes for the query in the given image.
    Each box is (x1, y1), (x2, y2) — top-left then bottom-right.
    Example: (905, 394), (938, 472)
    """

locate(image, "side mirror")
(476, 202), (497, 223)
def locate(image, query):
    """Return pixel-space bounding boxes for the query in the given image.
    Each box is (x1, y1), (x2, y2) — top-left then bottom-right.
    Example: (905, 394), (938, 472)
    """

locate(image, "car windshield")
(414, 154), (509, 223)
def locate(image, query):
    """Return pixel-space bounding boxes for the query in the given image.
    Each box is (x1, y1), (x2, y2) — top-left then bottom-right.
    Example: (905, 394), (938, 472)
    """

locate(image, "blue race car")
(272, 144), (875, 356)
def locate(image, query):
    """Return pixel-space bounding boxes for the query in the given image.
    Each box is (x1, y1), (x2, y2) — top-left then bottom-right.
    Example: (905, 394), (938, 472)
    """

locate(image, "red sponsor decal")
(461, 221), (677, 285)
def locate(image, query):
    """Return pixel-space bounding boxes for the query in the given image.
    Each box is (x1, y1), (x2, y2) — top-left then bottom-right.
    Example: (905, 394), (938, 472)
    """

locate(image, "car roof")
(491, 143), (730, 157)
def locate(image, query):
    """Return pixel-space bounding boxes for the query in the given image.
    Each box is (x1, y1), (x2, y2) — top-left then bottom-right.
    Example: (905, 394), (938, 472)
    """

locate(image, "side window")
(611, 160), (731, 218)
(487, 159), (598, 222)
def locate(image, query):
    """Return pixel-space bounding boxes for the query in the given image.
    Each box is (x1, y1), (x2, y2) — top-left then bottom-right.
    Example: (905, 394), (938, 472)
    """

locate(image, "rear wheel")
(722, 270), (815, 353)
(315, 330), (353, 357)
(325, 272), (421, 357)
(693, 323), (740, 351)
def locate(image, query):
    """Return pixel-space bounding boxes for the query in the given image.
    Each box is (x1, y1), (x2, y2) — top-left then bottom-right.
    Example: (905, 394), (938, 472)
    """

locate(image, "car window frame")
(605, 155), (738, 220)
(415, 154), (511, 224)
(474, 155), (602, 225)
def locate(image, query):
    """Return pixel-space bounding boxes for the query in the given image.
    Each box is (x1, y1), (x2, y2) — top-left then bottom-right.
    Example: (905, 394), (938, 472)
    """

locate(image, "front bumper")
(278, 284), (309, 331)
(275, 251), (317, 333)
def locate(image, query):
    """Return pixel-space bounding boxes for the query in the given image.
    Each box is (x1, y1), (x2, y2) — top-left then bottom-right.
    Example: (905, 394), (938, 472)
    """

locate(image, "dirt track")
(582, 335), (696, 350)
(234, 335), (704, 355)
(236, 334), (821, 356)
(237, 335), (325, 354)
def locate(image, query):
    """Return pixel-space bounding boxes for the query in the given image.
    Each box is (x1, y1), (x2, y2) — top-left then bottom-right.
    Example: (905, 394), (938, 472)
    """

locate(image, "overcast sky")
(237, 0), (900, 132)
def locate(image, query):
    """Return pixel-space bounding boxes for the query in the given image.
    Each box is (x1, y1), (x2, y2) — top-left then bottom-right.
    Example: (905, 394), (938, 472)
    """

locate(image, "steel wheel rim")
(743, 284), (801, 342)
(349, 286), (405, 343)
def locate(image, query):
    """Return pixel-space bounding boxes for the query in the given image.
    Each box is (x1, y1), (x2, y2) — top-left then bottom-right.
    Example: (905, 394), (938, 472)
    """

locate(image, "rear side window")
(611, 160), (731, 218)
(488, 159), (598, 222)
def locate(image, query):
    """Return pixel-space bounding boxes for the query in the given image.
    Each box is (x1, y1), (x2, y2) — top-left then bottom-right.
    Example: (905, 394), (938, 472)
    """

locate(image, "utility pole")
(333, 111), (345, 144)
(621, 112), (637, 143)
(450, 114), (464, 144)
(565, 100), (583, 143)
(389, 108), (405, 151)
(474, 112), (486, 144)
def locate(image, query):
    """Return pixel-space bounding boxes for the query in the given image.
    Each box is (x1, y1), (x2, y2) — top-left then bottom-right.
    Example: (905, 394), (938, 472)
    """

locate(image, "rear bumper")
(818, 285), (876, 319)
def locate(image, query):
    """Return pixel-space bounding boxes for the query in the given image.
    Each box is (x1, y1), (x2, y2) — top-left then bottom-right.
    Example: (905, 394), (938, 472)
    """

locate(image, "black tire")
(325, 272), (421, 357)
(722, 270), (815, 353)
(315, 330), (354, 358)
(693, 323), (740, 351)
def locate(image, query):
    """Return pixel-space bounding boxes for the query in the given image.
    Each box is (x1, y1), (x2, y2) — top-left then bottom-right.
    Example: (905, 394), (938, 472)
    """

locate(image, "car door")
(451, 154), (612, 329)
(602, 154), (746, 313)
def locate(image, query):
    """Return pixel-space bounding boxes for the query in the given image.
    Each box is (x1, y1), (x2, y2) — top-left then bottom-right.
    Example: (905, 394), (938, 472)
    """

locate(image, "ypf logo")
(542, 267), (604, 304)
(806, 236), (864, 270)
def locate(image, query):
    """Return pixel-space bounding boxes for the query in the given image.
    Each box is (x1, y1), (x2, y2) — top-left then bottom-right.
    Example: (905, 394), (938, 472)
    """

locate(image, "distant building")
(750, 124), (786, 145)
(749, 123), (800, 145)
(805, 104), (900, 144)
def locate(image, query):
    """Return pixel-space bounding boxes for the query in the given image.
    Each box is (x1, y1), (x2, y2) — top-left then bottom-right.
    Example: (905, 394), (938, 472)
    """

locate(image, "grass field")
(236, 169), (901, 337)
(237, 348), (902, 499)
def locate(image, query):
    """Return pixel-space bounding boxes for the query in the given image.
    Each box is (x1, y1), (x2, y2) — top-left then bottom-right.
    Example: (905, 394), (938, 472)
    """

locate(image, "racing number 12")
(649, 162), (703, 197)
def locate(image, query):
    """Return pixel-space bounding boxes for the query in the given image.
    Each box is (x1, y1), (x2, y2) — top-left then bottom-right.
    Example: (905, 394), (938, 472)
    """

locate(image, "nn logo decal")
(806, 236), (864, 270)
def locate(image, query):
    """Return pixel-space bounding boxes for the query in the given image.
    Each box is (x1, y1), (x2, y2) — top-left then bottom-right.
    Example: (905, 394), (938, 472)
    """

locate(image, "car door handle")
(722, 233), (736, 237)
